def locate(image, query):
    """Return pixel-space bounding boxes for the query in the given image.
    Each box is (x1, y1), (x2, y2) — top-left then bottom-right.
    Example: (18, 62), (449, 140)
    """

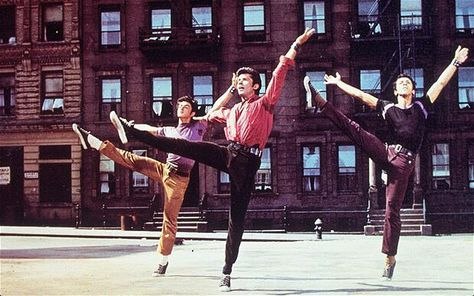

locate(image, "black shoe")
(218, 274), (231, 292)
(109, 111), (129, 144)
(303, 76), (326, 109)
(382, 260), (396, 280)
(72, 123), (91, 150)
(152, 262), (168, 277)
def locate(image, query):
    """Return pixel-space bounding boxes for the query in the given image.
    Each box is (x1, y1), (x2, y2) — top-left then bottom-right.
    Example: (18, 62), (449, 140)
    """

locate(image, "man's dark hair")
(236, 67), (262, 95)
(392, 73), (417, 91)
(177, 95), (199, 113)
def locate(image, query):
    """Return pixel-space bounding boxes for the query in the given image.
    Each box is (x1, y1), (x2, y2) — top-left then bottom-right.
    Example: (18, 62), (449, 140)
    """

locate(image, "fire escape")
(349, 0), (434, 235)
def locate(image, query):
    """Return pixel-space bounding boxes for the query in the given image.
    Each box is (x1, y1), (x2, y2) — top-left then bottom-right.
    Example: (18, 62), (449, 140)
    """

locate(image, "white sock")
(159, 255), (168, 266)
(87, 134), (102, 150)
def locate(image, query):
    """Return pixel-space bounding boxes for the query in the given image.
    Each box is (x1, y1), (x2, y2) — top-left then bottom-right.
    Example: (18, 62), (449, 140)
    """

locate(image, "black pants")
(125, 126), (261, 274)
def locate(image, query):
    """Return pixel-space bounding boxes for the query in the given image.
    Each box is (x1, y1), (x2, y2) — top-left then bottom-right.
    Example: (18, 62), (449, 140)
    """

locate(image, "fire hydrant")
(314, 218), (323, 240)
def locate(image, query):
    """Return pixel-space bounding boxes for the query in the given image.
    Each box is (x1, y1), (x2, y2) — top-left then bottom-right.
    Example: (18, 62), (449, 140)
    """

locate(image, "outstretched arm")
(324, 72), (379, 109)
(426, 46), (469, 103)
(132, 123), (161, 136)
(284, 27), (316, 60)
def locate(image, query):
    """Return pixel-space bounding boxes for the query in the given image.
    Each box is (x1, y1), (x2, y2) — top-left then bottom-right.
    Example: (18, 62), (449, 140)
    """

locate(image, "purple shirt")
(156, 120), (208, 173)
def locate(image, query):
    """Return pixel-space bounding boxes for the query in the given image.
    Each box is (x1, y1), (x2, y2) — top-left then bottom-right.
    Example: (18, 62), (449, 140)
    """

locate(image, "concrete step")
(370, 218), (426, 225)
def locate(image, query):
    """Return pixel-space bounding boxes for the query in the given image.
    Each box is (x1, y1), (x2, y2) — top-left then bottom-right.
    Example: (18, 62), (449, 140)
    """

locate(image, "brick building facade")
(0, 0), (81, 225)
(2, 0), (473, 233)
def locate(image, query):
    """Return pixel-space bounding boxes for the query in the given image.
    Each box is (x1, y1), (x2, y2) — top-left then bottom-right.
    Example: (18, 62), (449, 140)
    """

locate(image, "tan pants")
(100, 141), (190, 255)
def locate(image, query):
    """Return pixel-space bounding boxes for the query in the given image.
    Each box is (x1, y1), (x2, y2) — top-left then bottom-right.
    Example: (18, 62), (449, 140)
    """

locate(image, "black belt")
(166, 163), (190, 177)
(390, 144), (415, 158)
(229, 141), (262, 157)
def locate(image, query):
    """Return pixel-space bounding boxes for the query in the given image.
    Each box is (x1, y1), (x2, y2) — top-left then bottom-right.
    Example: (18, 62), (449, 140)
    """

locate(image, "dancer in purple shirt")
(73, 95), (227, 277)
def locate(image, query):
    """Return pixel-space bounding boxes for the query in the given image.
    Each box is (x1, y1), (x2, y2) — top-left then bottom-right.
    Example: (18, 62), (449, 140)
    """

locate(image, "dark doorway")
(0, 146), (24, 225)
(182, 163), (199, 207)
(39, 163), (71, 202)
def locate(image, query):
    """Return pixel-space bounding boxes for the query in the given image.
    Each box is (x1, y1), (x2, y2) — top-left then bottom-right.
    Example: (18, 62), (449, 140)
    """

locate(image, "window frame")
(99, 154), (116, 197)
(356, 69), (381, 113)
(303, 0), (326, 35)
(192, 74), (214, 116)
(304, 70), (327, 113)
(100, 77), (122, 121)
(455, 0), (474, 34)
(41, 71), (64, 115)
(0, 5), (16, 44)
(191, 2), (213, 35)
(431, 143), (451, 190)
(41, 3), (64, 42)
(151, 76), (173, 119)
(242, 0), (267, 42)
(468, 142), (474, 190)
(458, 66), (474, 110)
(337, 144), (357, 192)
(99, 5), (122, 49)
(302, 144), (321, 193)
(0, 74), (16, 116)
(255, 146), (273, 193)
(131, 149), (149, 193)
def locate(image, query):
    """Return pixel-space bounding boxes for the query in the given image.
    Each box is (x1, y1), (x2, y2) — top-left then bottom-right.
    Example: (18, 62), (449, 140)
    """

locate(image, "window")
(243, 1), (265, 42)
(302, 145), (321, 192)
(0, 74), (15, 116)
(100, 154), (115, 195)
(219, 171), (230, 194)
(101, 9), (120, 46)
(131, 150), (149, 191)
(193, 75), (213, 116)
(42, 4), (63, 41)
(357, 69), (380, 113)
(192, 5), (212, 34)
(400, 0), (422, 30)
(259, 72), (267, 96)
(469, 143), (474, 189)
(456, 0), (474, 33)
(406, 68), (424, 98)
(458, 67), (474, 109)
(303, 1), (325, 34)
(255, 147), (272, 192)
(151, 7), (171, 40)
(432, 143), (450, 189)
(101, 78), (121, 120)
(152, 77), (173, 118)
(305, 71), (326, 112)
(0, 6), (15, 44)
(39, 146), (71, 203)
(41, 71), (64, 115)
(338, 145), (356, 191)
(355, 0), (381, 38)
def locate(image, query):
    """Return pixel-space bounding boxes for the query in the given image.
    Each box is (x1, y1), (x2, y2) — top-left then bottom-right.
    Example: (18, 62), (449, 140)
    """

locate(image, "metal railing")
(350, 14), (432, 40)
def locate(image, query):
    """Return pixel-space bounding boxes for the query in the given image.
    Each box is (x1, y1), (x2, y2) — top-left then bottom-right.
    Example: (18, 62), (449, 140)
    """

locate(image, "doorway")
(0, 146), (24, 225)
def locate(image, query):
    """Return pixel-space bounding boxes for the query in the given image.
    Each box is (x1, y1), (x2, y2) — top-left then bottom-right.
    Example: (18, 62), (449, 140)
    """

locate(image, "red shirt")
(209, 56), (295, 150)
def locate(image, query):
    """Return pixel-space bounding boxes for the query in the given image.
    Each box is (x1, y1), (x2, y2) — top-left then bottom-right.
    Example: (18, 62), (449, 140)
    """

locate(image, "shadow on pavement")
(0, 244), (155, 259)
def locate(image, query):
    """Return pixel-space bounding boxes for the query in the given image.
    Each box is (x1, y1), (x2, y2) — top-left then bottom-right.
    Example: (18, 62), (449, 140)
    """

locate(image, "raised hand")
(296, 27), (316, 45)
(454, 46), (469, 64)
(324, 72), (342, 85)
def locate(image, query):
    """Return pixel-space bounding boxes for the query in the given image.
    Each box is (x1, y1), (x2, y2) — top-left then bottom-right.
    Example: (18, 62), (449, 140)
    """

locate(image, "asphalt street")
(0, 229), (473, 295)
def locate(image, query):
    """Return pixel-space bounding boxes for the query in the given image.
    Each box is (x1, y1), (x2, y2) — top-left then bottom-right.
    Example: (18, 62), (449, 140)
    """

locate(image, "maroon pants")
(322, 103), (416, 256)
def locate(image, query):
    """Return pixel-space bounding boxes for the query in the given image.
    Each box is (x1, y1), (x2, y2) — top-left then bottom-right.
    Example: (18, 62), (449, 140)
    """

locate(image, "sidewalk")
(0, 225), (325, 241)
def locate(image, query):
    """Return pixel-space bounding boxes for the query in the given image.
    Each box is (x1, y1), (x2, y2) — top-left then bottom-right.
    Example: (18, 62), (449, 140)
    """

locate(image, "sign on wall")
(0, 167), (11, 185)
